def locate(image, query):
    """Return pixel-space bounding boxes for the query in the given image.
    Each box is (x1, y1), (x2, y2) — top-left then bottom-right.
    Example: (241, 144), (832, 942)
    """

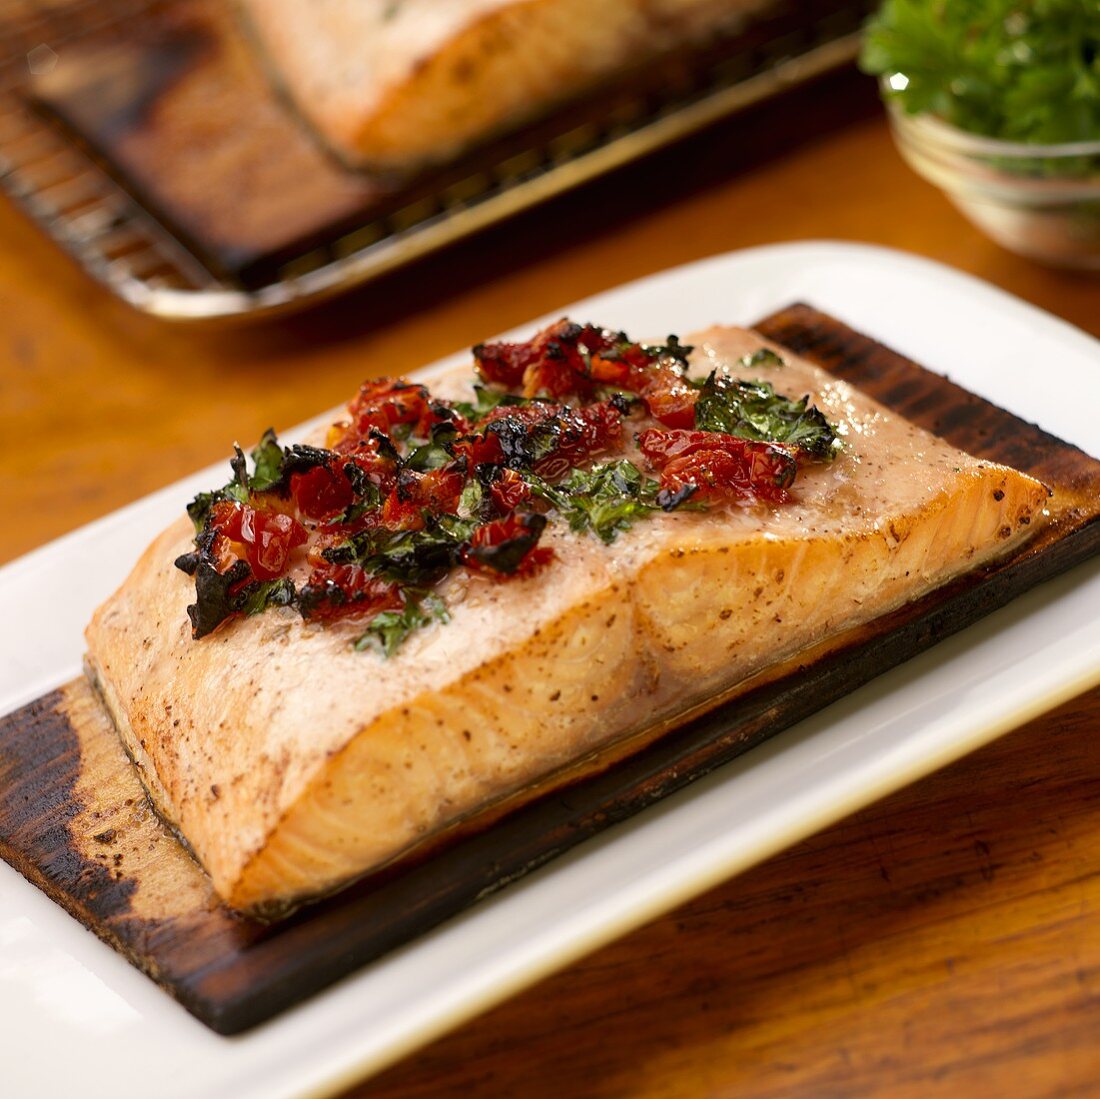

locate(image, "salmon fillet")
(84, 327), (1048, 913)
(237, 0), (775, 169)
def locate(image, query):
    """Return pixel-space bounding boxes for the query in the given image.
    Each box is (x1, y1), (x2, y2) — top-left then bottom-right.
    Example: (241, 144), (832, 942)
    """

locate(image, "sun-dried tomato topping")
(472, 320), (699, 426)
(473, 321), (580, 390)
(462, 401), (622, 480)
(638, 428), (798, 505)
(489, 468), (531, 513)
(461, 514), (554, 578)
(636, 368), (698, 428)
(180, 318), (830, 650)
(347, 379), (436, 437)
(290, 464), (356, 521)
(380, 466), (466, 530)
(209, 500), (308, 580)
(298, 563), (405, 622)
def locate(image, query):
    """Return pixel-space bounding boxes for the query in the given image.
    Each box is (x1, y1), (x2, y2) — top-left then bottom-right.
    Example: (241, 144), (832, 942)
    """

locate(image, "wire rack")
(0, 0), (873, 322)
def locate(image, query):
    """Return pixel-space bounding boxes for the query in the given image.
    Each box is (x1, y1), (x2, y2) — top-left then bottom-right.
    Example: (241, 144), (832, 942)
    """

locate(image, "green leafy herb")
(185, 429), (299, 530)
(861, 0), (1100, 145)
(487, 414), (561, 468)
(353, 594), (449, 657)
(340, 462), (383, 510)
(326, 517), (476, 585)
(740, 348), (785, 369)
(457, 478), (485, 519)
(249, 429), (285, 491)
(184, 564), (297, 639)
(277, 442), (332, 481)
(186, 490), (225, 533)
(694, 373), (841, 459)
(405, 421), (461, 472)
(454, 385), (540, 422)
(527, 460), (675, 544)
(643, 334), (693, 365)
(236, 577), (296, 617)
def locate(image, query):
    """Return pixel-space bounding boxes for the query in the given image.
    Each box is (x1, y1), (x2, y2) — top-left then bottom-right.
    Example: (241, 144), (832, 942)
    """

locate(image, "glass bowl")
(886, 101), (1100, 270)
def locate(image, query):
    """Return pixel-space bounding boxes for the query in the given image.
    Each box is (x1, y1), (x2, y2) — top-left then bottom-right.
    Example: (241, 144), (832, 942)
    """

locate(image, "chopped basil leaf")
(694, 372), (840, 459)
(643, 334), (693, 365)
(280, 443), (334, 479)
(457, 479), (484, 519)
(527, 459), (676, 544)
(335, 518), (474, 585)
(353, 594), (449, 657)
(740, 348), (785, 369)
(341, 462), (383, 509)
(237, 577), (296, 617)
(249, 429), (285, 491)
(453, 385), (534, 421)
(230, 445), (248, 490)
(486, 414), (561, 468)
(185, 563), (296, 638)
(405, 440), (454, 472)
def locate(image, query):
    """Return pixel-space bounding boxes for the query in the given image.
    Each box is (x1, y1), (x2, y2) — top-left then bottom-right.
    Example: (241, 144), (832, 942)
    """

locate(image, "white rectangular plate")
(2, 242), (1098, 1099)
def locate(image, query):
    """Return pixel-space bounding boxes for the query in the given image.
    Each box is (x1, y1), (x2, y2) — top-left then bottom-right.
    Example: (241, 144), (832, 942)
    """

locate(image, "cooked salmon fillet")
(84, 327), (1048, 913)
(237, 0), (774, 169)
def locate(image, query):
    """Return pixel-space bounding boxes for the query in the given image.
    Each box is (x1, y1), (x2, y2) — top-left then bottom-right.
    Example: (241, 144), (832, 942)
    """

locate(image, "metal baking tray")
(0, 0), (873, 322)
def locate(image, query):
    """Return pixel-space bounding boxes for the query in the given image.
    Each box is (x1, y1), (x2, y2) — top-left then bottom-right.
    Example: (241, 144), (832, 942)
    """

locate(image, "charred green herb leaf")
(237, 577), (296, 617)
(340, 462), (383, 510)
(186, 490), (225, 533)
(184, 430), (297, 531)
(694, 372), (840, 459)
(354, 594), (449, 657)
(643, 334), (693, 365)
(185, 562), (297, 639)
(405, 422), (461, 472)
(325, 517), (476, 585)
(186, 560), (250, 639)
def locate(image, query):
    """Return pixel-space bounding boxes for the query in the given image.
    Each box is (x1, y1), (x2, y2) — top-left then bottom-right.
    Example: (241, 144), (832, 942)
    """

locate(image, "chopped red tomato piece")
(637, 366), (698, 428)
(489, 468), (531, 513)
(291, 464), (356, 521)
(381, 465), (467, 531)
(473, 401), (622, 480)
(638, 429), (797, 504)
(462, 513), (553, 578)
(346, 379), (435, 437)
(299, 563), (404, 621)
(208, 500), (307, 580)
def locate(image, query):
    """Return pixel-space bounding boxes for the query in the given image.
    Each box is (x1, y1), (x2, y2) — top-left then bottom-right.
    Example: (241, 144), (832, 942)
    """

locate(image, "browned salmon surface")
(238, 0), (773, 168)
(84, 327), (1048, 912)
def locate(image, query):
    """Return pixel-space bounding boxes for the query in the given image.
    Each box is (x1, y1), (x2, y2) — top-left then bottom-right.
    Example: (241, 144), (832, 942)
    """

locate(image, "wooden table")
(3, 68), (1099, 1096)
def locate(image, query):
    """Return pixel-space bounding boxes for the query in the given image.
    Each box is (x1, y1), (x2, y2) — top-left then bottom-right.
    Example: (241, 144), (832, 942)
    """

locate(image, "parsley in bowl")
(860, 0), (1100, 269)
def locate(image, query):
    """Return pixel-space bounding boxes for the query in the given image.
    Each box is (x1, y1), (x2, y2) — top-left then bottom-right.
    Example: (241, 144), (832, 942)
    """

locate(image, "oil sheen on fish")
(84, 326), (1049, 914)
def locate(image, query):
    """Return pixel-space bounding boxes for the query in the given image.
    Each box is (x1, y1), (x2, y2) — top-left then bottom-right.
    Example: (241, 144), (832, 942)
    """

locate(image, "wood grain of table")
(2, 68), (1099, 1097)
